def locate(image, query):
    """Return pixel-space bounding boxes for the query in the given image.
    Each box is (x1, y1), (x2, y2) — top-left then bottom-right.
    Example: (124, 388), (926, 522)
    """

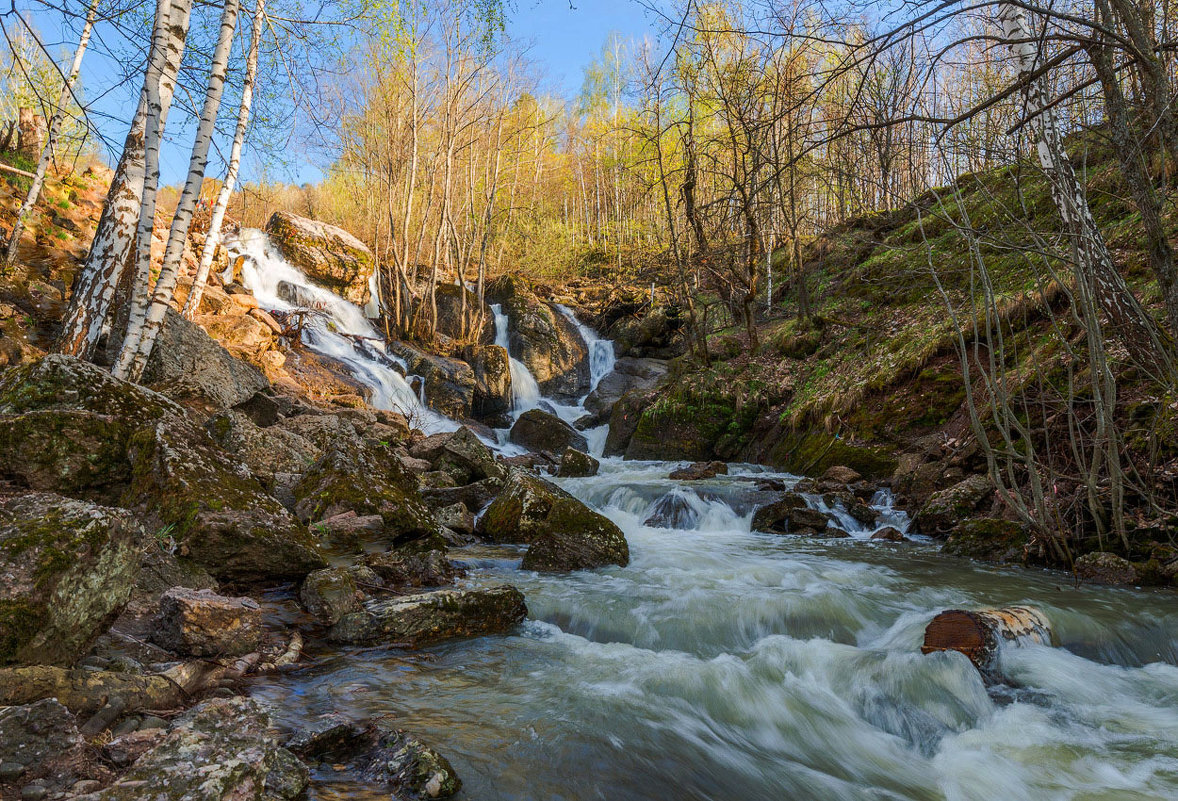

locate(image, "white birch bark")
(183, 0), (265, 320)
(117, 0), (240, 380)
(57, 0), (190, 358)
(999, 3), (1173, 374)
(116, 0), (223, 380)
(3, 0), (98, 269)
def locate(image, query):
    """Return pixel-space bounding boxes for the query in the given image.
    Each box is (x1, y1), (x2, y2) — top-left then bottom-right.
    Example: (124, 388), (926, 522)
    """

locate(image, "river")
(231, 233), (1178, 801)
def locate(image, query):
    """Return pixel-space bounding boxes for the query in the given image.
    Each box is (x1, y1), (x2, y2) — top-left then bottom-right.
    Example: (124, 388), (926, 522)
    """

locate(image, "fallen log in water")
(921, 606), (1053, 678)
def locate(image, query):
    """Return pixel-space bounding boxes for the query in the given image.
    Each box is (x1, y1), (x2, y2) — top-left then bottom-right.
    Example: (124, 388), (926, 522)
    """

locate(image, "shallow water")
(252, 461), (1178, 801)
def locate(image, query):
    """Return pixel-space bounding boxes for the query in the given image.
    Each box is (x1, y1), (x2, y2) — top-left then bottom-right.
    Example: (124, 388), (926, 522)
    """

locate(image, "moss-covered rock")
(942, 518), (1029, 564)
(0, 493), (143, 666)
(329, 585), (527, 646)
(125, 419), (327, 583)
(300, 566), (375, 625)
(388, 342), (477, 419)
(409, 426), (504, 485)
(205, 410), (321, 492)
(295, 441), (441, 548)
(435, 283), (494, 344)
(509, 409), (588, 456)
(463, 344), (512, 422)
(912, 474), (994, 536)
(478, 469), (629, 571)
(558, 447), (599, 478)
(266, 211), (374, 305)
(1075, 552), (1139, 586)
(603, 388), (657, 457)
(752, 429), (898, 481)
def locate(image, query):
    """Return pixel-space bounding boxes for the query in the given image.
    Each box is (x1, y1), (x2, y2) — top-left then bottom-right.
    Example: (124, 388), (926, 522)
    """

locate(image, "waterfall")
(491, 303), (541, 413)
(556, 303), (615, 394)
(226, 229), (456, 434)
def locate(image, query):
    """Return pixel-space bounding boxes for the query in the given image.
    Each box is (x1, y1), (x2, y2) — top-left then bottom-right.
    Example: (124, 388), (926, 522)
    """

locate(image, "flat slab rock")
(329, 585), (527, 647)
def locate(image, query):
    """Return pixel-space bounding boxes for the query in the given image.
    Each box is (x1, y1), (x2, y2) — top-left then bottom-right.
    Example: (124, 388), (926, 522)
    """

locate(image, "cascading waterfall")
(226, 230), (456, 434)
(556, 303), (616, 394)
(491, 303), (541, 413)
(229, 232), (1178, 801)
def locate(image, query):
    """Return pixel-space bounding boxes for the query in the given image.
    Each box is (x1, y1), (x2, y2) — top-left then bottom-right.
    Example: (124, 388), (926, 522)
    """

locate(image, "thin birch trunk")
(116, 0), (237, 380)
(184, 0), (266, 319)
(3, 0), (98, 270)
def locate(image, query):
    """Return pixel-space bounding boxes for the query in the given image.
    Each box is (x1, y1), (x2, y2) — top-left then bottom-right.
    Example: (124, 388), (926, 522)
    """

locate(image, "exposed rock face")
(329, 586), (527, 646)
(603, 388), (657, 458)
(1075, 552), (1138, 585)
(142, 309), (269, 411)
(266, 211), (374, 305)
(295, 441), (440, 549)
(435, 283), (494, 344)
(912, 474), (994, 535)
(78, 697), (308, 800)
(479, 470), (629, 571)
(0, 493), (142, 666)
(151, 588), (264, 657)
(558, 448), (599, 478)
(126, 418), (327, 582)
(463, 344), (512, 422)
(487, 276), (589, 399)
(942, 519), (1028, 563)
(410, 427), (504, 485)
(509, 409), (588, 456)
(388, 342), (476, 419)
(582, 357), (668, 426)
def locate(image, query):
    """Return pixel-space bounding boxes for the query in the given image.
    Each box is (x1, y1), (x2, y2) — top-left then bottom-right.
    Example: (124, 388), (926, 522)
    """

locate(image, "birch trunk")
(116, 0), (238, 380)
(999, 3), (1174, 378)
(184, 0), (266, 319)
(57, 0), (190, 358)
(3, 0), (98, 270)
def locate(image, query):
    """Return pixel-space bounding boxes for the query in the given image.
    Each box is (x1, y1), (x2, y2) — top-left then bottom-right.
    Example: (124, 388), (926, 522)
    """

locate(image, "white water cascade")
(226, 229), (457, 434)
(491, 303), (541, 413)
(556, 303), (616, 394)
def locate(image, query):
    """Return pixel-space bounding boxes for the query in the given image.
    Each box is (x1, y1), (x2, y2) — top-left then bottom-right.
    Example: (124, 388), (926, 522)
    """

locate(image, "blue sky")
(20, 0), (657, 186)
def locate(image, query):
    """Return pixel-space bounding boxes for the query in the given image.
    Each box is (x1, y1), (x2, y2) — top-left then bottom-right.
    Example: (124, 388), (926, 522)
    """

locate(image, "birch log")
(922, 606), (1053, 677)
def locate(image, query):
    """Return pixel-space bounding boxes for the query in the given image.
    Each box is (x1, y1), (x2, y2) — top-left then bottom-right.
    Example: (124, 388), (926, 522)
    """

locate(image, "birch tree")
(184, 0), (267, 319)
(56, 0), (193, 359)
(2, 0), (99, 270)
(116, 0), (240, 380)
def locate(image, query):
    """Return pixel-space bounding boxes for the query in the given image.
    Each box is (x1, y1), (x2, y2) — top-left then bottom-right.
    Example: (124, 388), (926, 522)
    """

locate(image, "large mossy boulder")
(608, 306), (684, 359)
(509, 409), (588, 456)
(266, 211), (374, 305)
(0, 493), (143, 666)
(409, 426), (504, 485)
(295, 441), (441, 548)
(603, 388), (657, 457)
(329, 585), (527, 646)
(125, 418), (327, 582)
(388, 342), (477, 420)
(463, 344), (512, 422)
(478, 469), (629, 572)
(486, 276), (589, 400)
(435, 283), (494, 344)
(912, 474), (994, 536)
(0, 355), (181, 503)
(142, 309), (269, 411)
(84, 696), (308, 800)
(942, 518), (1029, 564)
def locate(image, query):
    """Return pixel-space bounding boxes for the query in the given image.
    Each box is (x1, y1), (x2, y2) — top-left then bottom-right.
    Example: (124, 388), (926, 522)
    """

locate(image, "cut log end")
(922, 606), (1052, 677)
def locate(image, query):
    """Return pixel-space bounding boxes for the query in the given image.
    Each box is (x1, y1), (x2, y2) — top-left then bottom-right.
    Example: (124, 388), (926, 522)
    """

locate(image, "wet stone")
(151, 587), (264, 658)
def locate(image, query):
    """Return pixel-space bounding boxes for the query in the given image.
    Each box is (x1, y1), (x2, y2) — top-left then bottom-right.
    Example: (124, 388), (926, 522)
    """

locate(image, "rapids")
(235, 234), (1178, 800)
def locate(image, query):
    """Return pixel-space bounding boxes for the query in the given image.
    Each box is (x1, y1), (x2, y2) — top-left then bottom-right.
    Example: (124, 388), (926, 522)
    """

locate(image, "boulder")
(487, 276), (589, 399)
(285, 715), (369, 761)
(312, 511), (385, 547)
(435, 283), (494, 344)
(193, 311), (277, 365)
(751, 493), (808, 534)
(205, 410), (321, 492)
(463, 344), (512, 422)
(141, 309), (270, 411)
(557, 447), (599, 478)
(300, 567), (376, 625)
(912, 474), (994, 535)
(608, 306), (683, 359)
(0, 699), (80, 776)
(821, 465), (863, 484)
(786, 506), (836, 534)
(329, 586), (527, 646)
(410, 427), (504, 485)
(0, 493), (142, 666)
(436, 503), (475, 536)
(388, 342), (476, 419)
(603, 388), (657, 457)
(151, 587), (264, 657)
(871, 526), (907, 542)
(363, 550), (459, 590)
(942, 519), (1028, 563)
(125, 418), (327, 582)
(1075, 552), (1138, 585)
(422, 477), (504, 514)
(669, 461), (728, 481)
(582, 357), (668, 426)
(295, 441), (440, 549)
(643, 492), (698, 529)
(266, 211), (374, 305)
(509, 409), (588, 456)
(77, 696), (308, 800)
(362, 730), (462, 799)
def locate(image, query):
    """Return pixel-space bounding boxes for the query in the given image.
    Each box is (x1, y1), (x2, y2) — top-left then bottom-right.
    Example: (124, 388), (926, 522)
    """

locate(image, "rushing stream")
(234, 233), (1178, 800)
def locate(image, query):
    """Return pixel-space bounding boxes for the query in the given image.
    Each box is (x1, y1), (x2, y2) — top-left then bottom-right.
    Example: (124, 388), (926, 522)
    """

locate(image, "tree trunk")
(3, 0), (98, 270)
(922, 606), (1053, 679)
(184, 0), (266, 319)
